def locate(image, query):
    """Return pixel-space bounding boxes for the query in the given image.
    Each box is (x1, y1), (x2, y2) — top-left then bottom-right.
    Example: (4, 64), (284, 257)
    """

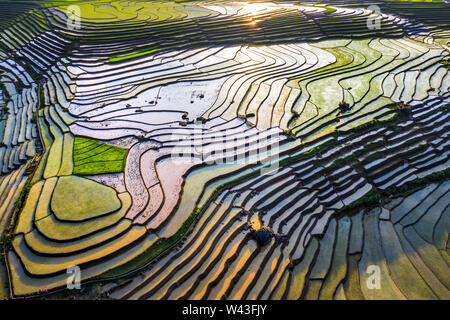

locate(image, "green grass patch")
(73, 136), (128, 175)
(295, 3), (337, 13)
(108, 46), (158, 63)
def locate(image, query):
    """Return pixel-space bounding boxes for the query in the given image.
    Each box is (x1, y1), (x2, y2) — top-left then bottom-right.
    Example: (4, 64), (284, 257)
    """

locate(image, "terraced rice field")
(0, 0), (448, 300)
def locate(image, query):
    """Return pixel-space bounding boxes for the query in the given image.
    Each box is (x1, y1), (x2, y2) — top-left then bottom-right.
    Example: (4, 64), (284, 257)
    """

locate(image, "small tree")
(338, 101), (351, 112)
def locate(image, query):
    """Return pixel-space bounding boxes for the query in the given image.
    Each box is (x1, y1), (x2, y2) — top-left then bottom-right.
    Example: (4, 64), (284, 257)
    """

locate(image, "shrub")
(338, 101), (351, 112)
